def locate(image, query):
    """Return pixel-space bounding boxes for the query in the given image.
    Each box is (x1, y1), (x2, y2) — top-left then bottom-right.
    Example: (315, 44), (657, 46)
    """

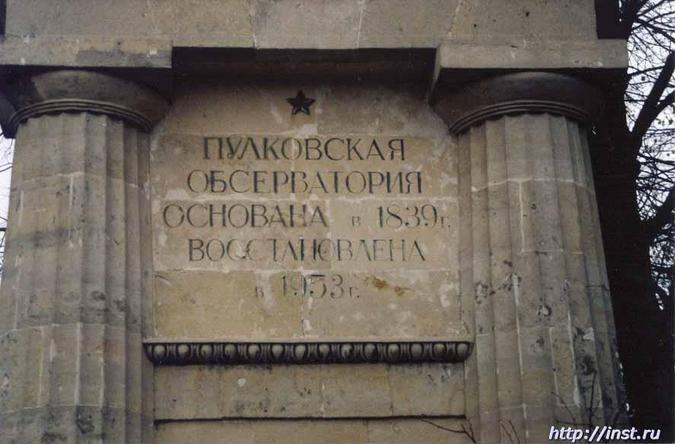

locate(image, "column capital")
(0, 69), (169, 137)
(431, 72), (601, 134)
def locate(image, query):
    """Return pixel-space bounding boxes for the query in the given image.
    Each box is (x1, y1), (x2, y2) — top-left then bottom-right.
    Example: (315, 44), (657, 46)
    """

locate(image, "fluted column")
(0, 71), (168, 443)
(434, 73), (626, 443)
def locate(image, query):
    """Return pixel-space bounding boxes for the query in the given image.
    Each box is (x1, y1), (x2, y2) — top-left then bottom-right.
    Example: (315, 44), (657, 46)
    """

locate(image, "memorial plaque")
(143, 86), (470, 420)
(151, 132), (464, 342)
(151, 84), (463, 342)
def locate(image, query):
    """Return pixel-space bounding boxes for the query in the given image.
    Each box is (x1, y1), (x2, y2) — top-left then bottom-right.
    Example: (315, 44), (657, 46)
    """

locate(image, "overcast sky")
(0, 137), (13, 225)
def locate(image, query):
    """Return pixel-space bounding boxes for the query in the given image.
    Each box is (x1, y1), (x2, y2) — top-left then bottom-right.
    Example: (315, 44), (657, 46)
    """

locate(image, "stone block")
(436, 38), (627, 71)
(0, 35), (172, 68)
(474, 333), (497, 409)
(449, 0), (597, 40)
(320, 364), (393, 416)
(493, 329), (522, 409)
(155, 366), (223, 419)
(389, 363), (464, 416)
(154, 363), (465, 420)
(252, 0), (362, 49)
(0, 328), (42, 413)
(7, 0), (176, 37)
(549, 324), (579, 408)
(359, 0), (458, 48)
(173, 0), (254, 47)
(103, 326), (128, 411)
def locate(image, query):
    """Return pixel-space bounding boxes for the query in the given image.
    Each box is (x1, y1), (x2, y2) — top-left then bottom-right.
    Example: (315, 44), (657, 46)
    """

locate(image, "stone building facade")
(0, 1), (627, 443)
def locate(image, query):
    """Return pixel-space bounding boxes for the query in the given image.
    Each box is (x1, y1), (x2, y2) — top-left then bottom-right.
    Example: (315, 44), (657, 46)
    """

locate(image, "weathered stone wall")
(0, 1), (629, 443)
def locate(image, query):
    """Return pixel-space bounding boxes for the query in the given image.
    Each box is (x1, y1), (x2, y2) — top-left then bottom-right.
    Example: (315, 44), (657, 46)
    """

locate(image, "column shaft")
(457, 113), (624, 442)
(0, 112), (152, 444)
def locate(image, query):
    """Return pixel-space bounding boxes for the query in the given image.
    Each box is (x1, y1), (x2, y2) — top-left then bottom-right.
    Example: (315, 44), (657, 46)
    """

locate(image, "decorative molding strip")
(8, 99), (153, 135)
(449, 99), (590, 134)
(144, 340), (473, 366)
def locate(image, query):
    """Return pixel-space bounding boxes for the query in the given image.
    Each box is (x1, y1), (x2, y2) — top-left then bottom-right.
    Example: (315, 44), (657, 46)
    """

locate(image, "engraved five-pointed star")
(286, 90), (315, 115)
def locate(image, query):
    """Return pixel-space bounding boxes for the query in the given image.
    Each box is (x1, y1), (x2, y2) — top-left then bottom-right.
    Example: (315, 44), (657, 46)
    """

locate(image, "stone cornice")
(144, 340), (473, 366)
(1, 70), (169, 137)
(430, 71), (601, 135)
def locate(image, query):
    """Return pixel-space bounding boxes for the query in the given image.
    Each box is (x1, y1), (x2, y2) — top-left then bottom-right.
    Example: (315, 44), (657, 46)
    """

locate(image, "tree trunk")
(592, 77), (674, 442)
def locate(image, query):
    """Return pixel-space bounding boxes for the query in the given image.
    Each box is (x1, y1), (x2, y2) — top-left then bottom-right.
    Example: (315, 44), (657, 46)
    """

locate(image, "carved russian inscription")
(151, 132), (462, 343)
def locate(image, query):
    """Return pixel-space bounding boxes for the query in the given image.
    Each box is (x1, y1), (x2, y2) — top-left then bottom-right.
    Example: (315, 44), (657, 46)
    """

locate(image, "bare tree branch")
(631, 51), (675, 145)
(643, 187), (674, 243)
